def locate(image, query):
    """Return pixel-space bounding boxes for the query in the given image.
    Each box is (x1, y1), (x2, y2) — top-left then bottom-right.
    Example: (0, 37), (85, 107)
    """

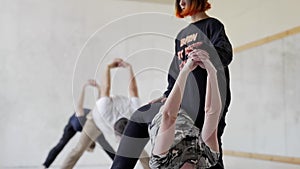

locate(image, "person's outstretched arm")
(101, 58), (122, 97)
(153, 57), (201, 155)
(119, 61), (139, 98)
(200, 58), (222, 152)
(186, 48), (222, 152)
(76, 79), (101, 117)
(76, 82), (88, 117)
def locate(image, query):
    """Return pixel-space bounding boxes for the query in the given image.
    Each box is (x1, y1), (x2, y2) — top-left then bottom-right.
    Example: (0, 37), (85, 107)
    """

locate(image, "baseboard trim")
(224, 150), (300, 165)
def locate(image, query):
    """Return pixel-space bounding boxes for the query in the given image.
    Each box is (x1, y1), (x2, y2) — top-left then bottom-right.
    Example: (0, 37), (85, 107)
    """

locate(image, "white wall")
(207, 0), (300, 158)
(223, 33), (300, 157)
(1, 0), (300, 168)
(209, 0), (300, 47)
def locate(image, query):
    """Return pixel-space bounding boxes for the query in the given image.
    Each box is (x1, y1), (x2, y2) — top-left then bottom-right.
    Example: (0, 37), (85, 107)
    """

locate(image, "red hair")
(175, 0), (211, 18)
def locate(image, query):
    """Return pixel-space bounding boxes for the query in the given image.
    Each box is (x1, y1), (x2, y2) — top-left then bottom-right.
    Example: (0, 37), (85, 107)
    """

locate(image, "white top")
(92, 95), (141, 137)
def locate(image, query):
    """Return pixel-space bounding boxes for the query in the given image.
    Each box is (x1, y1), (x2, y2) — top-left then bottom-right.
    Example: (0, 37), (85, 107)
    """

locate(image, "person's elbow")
(215, 45), (233, 66)
(161, 107), (177, 125)
(207, 99), (222, 115)
(223, 55), (233, 66)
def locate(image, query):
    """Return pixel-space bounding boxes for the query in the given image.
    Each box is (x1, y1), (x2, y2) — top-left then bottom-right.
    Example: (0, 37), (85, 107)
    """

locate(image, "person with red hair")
(110, 0), (232, 168)
(175, 0), (211, 18)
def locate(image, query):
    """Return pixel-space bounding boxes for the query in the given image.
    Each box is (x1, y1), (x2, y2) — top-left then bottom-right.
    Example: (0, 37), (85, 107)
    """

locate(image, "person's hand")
(181, 57), (201, 72)
(189, 48), (216, 72)
(85, 79), (100, 88)
(188, 49), (209, 69)
(118, 61), (131, 68)
(201, 58), (217, 73)
(149, 96), (167, 104)
(108, 58), (123, 68)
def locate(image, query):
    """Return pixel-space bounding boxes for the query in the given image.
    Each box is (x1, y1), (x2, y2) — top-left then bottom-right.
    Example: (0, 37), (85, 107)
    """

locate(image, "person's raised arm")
(119, 61), (138, 98)
(153, 57), (202, 155)
(101, 59), (122, 97)
(190, 52), (222, 152)
(163, 57), (201, 119)
(89, 79), (101, 99)
(76, 79), (101, 117)
(76, 82), (88, 117)
(200, 58), (222, 144)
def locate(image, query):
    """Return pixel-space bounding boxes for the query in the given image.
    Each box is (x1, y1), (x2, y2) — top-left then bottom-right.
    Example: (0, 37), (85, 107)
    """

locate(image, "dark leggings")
(43, 122), (116, 168)
(111, 102), (227, 169)
(43, 122), (76, 168)
(97, 134), (116, 160)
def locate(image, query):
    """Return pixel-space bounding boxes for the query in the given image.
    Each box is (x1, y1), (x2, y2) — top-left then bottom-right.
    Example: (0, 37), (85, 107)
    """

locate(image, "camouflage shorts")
(149, 110), (219, 169)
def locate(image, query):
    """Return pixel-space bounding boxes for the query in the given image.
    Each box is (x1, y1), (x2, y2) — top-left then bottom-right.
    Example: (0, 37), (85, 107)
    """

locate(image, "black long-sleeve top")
(164, 17), (233, 131)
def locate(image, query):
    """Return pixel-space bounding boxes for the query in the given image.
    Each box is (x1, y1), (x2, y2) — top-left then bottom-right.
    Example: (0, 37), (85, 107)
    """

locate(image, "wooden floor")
(66, 156), (300, 169)
(2, 156), (300, 169)
(73, 156), (300, 169)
